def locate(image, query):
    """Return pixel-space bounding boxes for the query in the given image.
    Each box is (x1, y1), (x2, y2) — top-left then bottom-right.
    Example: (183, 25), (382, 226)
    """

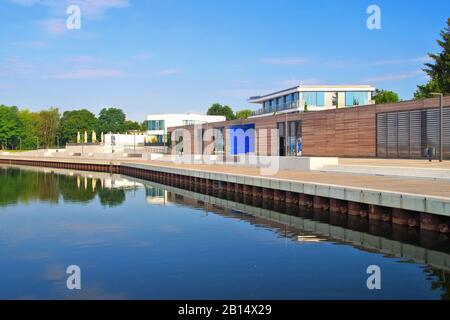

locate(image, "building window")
(288, 121), (301, 156)
(286, 94), (292, 103)
(332, 92), (338, 107)
(302, 92), (325, 107)
(278, 96), (285, 109)
(271, 99), (277, 111)
(316, 92), (324, 106)
(214, 128), (225, 154)
(277, 122), (286, 156)
(147, 120), (165, 131)
(146, 187), (165, 198)
(345, 92), (368, 106)
(182, 120), (201, 126)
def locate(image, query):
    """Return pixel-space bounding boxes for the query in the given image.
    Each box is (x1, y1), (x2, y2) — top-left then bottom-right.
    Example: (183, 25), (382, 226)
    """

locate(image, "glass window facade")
(331, 92), (338, 107)
(277, 121), (302, 156)
(345, 92), (368, 106)
(288, 121), (302, 156)
(262, 93), (301, 113)
(302, 92), (325, 106)
(182, 120), (202, 126)
(214, 128), (224, 154)
(147, 120), (165, 131)
(146, 187), (165, 198)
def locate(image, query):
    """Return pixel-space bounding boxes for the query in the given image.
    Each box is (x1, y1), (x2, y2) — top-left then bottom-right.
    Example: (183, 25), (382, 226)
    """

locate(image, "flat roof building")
(248, 85), (376, 117)
(168, 95), (450, 160)
(145, 113), (225, 146)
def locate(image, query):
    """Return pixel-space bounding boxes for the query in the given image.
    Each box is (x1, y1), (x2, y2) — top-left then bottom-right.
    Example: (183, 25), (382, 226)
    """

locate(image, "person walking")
(427, 147), (433, 162)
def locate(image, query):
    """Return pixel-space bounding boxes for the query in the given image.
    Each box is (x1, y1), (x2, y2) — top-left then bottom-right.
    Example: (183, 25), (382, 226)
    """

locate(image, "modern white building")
(248, 85), (376, 117)
(104, 133), (145, 147)
(145, 113), (226, 146)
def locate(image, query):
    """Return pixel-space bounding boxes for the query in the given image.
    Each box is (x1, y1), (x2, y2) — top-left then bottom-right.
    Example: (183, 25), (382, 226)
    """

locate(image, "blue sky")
(0, 0), (449, 121)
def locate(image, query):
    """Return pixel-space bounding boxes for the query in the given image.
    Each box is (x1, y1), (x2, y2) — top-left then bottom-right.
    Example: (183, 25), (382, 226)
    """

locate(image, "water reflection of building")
(146, 187), (168, 205)
(297, 235), (327, 243)
(141, 179), (450, 271)
(102, 177), (143, 190)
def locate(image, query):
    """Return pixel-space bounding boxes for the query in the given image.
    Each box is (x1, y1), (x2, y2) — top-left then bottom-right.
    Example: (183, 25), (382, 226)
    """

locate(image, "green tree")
(17, 109), (40, 149)
(373, 89), (400, 104)
(123, 120), (143, 132)
(207, 103), (235, 120)
(98, 108), (126, 133)
(414, 78), (441, 99)
(235, 109), (253, 119)
(38, 108), (60, 148)
(415, 18), (450, 98)
(58, 109), (99, 144)
(0, 105), (23, 149)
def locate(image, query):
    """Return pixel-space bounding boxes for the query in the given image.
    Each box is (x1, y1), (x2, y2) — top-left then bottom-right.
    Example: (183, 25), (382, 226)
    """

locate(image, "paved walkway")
(2, 155), (450, 199)
(136, 159), (450, 199)
(339, 158), (450, 169)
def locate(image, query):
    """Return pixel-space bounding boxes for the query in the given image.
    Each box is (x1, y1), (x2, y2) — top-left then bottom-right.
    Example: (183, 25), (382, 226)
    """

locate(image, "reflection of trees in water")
(0, 168), (59, 206)
(98, 188), (125, 207)
(59, 175), (97, 203)
(424, 267), (450, 300)
(0, 167), (129, 207)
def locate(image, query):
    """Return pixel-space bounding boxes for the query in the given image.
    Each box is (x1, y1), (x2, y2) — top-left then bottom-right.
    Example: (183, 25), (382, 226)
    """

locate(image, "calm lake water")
(0, 165), (449, 300)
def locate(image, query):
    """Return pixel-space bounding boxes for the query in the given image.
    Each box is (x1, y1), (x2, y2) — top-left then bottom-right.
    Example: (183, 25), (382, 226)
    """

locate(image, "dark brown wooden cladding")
(168, 96), (450, 158)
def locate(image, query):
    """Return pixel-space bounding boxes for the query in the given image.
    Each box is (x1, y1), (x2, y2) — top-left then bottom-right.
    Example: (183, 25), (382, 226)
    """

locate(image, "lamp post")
(285, 111), (288, 157)
(431, 93), (444, 162)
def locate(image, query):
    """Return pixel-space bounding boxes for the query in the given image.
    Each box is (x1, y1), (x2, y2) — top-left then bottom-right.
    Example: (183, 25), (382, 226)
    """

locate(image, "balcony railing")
(251, 100), (305, 116)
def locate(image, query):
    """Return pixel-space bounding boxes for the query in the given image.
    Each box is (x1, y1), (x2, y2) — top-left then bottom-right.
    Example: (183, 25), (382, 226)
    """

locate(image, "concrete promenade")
(1, 154), (450, 218)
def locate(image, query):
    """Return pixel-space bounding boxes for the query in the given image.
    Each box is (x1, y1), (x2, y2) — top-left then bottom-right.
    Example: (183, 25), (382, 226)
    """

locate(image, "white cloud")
(261, 57), (307, 66)
(133, 54), (152, 61)
(364, 70), (423, 82)
(366, 56), (432, 67)
(154, 68), (182, 76)
(306, 56), (431, 69)
(0, 83), (16, 89)
(67, 55), (103, 63)
(13, 40), (48, 48)
(232, 79), (252, 86)
(214, 88), (268, 98)
(282, 78), (319, 87)
(0, 57), (36, 77)
(47, 68), (125, 79)
(11, 0), (129, 35)
(41, 18), (66, 35)
(10, 0), (36, 5)
(10, 0), (129, 17)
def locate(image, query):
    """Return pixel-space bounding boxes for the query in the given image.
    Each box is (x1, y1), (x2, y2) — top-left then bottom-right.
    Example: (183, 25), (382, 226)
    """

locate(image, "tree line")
(206, 103), (253, 120)
(0, 106), (143, 150)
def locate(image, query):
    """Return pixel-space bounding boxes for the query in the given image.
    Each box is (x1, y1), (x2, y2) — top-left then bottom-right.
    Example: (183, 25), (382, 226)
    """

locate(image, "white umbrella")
(84, 131), (88, 144)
